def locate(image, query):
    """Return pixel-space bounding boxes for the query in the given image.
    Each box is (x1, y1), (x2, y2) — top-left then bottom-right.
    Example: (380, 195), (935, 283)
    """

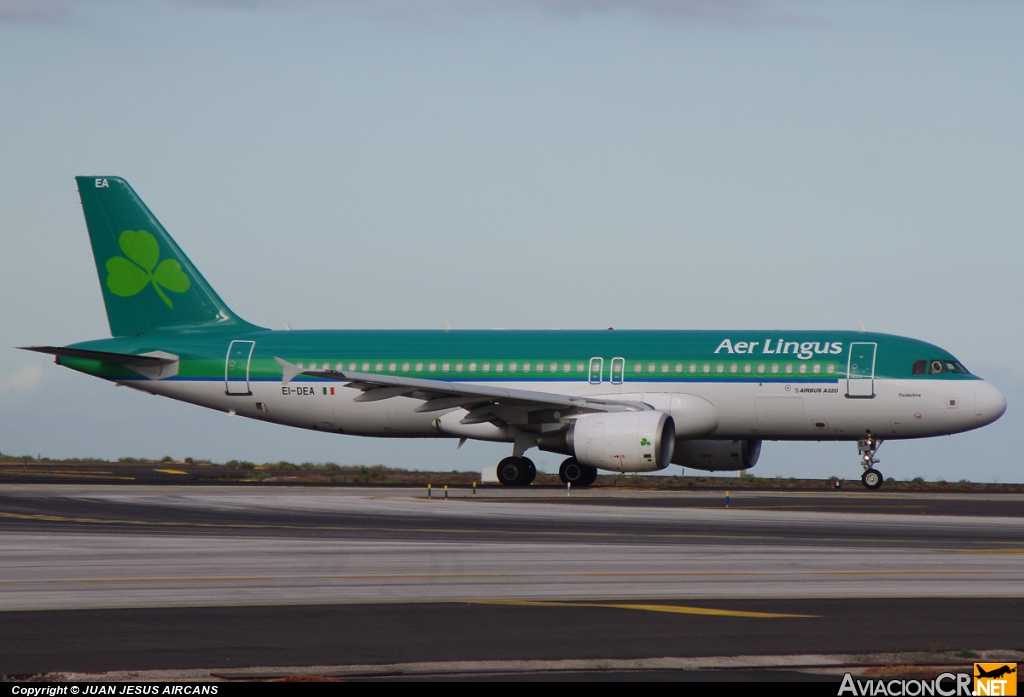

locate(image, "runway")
(1, 484), (1022, 678)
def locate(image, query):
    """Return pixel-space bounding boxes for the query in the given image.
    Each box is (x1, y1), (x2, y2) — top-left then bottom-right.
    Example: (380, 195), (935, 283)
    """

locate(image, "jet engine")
(538, 411), (675, 472)
(671, 439), (761, 472)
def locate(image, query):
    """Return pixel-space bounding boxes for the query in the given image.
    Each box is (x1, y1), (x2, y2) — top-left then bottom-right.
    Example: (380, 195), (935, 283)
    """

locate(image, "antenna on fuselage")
(857, 320), (866, 333)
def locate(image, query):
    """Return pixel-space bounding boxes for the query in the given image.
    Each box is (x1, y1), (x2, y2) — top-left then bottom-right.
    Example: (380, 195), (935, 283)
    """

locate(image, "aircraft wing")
(274, 357), (647, 425)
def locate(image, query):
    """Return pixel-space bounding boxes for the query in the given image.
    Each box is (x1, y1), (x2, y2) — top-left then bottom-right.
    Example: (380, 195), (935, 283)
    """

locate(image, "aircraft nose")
(974, 381), (1007, 427)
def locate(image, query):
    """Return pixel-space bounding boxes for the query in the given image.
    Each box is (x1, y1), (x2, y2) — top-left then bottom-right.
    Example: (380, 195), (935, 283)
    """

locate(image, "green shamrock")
(105, 230), (190, 309)
(640, 437), (651, 447)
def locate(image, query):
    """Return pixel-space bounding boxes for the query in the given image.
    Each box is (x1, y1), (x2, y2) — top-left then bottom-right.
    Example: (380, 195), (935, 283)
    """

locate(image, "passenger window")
(912, 360), (926, 375)
(929, 360), (946, 375)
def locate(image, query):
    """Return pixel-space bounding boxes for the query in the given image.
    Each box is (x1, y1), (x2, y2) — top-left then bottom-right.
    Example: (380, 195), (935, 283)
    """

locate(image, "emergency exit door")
(610, 357), (625, 384)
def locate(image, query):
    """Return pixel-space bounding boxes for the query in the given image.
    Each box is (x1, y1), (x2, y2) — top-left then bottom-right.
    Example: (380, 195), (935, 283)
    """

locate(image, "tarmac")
(1, 484), (1022, 680)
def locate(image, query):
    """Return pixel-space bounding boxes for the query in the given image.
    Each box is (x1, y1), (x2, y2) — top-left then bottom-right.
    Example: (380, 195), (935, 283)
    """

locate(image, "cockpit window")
(912, 360), (926, 375)
(929, 359), (970, 375)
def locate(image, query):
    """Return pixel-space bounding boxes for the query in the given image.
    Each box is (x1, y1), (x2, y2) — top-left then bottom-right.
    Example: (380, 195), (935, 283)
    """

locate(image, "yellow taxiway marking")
(467, 599), (816, 618)
(741, 505), (927, 510)
(154, 469), (188, 475)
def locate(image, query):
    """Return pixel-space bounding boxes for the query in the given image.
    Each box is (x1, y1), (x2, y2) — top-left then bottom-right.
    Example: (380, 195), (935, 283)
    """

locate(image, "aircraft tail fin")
(75, 176), (253, 337)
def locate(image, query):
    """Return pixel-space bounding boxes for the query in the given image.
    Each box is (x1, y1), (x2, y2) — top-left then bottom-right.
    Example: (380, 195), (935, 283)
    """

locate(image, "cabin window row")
(295, 361), (586, 374)
(291, 360), (838, 376)
(633, 362), (837, 376)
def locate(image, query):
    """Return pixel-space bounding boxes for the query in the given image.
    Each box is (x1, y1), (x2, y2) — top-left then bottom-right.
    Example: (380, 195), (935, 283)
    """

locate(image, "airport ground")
(0, 477), (1022, 682)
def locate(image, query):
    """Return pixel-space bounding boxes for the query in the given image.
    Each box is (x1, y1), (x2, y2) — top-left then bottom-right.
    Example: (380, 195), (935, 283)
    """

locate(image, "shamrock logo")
(105, 230), (190, 309)
(640, 437), (651, 447)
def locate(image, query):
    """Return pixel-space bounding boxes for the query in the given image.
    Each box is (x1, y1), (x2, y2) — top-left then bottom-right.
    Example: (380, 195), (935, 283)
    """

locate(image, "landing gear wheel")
(522, 458), (536, 486)
(558, 457), (598, 487)
(497, 456), (535, 486)
(861, 468), (883, 490)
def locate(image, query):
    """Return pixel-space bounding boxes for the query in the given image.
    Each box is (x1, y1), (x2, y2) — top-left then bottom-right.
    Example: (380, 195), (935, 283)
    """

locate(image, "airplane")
(976, 666), (1017, 680)
(21, 177), (1007, 489)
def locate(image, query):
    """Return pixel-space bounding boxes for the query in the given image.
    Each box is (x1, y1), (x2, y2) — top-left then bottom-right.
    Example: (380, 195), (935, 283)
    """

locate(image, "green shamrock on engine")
(105, 230), (190, 309)
(640, 438), (651, 446)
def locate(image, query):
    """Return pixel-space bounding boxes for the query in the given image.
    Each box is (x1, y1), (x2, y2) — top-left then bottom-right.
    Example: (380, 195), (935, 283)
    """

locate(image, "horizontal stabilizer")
(20, 346), (172, 365)
(19, 346), (179, 380)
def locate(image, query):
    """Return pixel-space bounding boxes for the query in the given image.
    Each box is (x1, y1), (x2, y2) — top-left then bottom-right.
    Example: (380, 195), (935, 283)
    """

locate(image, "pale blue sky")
(1, 0), (1022, 480)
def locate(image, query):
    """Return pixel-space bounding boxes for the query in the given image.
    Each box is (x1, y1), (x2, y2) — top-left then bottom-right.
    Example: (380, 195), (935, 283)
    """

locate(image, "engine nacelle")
(671, 439), (761, 472)
(547, 411), (675, 472)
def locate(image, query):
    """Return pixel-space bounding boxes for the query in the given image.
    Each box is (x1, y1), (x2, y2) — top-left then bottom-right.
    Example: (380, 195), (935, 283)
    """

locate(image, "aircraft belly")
(120, 376), (981, 444)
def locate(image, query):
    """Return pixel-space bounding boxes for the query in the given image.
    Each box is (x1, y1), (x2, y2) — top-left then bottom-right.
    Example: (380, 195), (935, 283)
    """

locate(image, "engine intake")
(538, 411), (675, 472)
(671, 439), (761, 472)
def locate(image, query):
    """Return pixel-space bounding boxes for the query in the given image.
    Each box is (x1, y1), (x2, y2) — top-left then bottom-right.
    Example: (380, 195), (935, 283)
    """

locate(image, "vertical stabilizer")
(76, 176), (250, 337)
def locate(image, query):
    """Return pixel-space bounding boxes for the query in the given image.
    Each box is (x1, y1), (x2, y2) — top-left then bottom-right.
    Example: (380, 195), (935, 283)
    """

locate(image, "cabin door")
(225, 340), (255, 396)
(846, 342), (877, 398)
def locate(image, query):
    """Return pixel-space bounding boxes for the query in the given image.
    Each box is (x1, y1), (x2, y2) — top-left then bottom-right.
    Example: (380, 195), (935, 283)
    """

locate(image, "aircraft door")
(225, 340), (255, 396)
(846, 342), (877, 398)
(610, 357), (625, 384)
(589, 357), (604, 384)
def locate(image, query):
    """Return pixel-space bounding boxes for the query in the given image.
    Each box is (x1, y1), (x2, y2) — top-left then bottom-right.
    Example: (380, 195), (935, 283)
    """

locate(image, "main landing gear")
(558, 457), (598, 487)
(497, 456), (536, 486)
(858, 436), (884, 490)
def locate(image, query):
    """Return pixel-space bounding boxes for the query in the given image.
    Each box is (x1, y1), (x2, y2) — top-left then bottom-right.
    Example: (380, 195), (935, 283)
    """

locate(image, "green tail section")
(76, 176), (251, 337)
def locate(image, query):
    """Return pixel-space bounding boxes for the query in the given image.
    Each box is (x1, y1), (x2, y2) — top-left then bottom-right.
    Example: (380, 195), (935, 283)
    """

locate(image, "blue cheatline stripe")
(119, 376), (844, 386)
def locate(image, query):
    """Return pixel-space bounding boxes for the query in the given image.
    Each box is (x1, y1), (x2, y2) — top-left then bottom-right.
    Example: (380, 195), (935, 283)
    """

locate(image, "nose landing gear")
(858, 436), (884, 490)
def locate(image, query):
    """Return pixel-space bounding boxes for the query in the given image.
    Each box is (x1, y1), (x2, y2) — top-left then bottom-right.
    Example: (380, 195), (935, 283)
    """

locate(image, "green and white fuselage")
(27, 177), (1006, 488)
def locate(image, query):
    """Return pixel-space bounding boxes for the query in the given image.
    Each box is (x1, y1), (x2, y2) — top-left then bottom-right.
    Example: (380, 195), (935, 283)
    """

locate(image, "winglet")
(274, 357), (303, 385)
